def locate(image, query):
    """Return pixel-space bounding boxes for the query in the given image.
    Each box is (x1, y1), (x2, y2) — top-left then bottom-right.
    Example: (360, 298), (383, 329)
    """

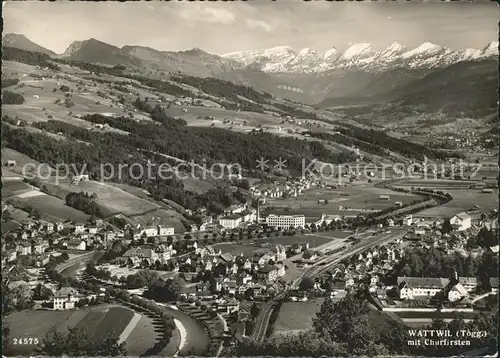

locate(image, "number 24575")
(13, 338), (39, 345)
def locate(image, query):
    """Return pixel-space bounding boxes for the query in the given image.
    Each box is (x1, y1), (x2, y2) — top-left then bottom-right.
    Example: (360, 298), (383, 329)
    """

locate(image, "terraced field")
(3, 305), (156, 357)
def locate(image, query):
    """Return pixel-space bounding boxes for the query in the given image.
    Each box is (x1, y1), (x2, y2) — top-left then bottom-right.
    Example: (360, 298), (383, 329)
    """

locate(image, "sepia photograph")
(1, 0), (498, 357)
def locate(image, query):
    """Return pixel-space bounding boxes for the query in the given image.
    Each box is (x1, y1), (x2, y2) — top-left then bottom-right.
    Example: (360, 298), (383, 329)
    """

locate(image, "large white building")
(53, 287), (81, 310)
(450, 212), (472, 231)
(219, 216), (242, 230)
(398, 277), (450, 300)
(265, 214), (305, 229)
(138, 225), (175, 238)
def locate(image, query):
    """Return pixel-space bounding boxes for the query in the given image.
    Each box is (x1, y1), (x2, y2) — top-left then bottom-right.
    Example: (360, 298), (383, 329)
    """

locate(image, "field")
(259, 234), (336, 248)
(2, 178), (32, 198)
(265, 184), (421, 219)
(74, 306), (135, 340)
(212, 243), (261, 255)
(3, 305), (162, 356)
(394, 180), (498, 218)
(1, 148), (54, 177)
(273, 299), (325, 335)
(212, 232), (345, 255)
(44, 178), (160, 216)
(8, 193), (90, 222)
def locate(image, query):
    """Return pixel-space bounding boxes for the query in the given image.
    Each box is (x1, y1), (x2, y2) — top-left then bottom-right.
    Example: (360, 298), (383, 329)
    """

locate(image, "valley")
(1, 16), (498, 358)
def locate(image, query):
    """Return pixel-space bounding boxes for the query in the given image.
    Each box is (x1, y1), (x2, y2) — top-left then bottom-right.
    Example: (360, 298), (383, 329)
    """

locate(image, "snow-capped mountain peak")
(322, 47), (338, 60)
(221, 45), (296, 66)
(222, 41), (497, 74)
(297, 48), (316, 57)
(342, 43), (372, 60)
(379, 42), (406, 58)
(401, 42), (443, 59)
(482, 41), (499, 57)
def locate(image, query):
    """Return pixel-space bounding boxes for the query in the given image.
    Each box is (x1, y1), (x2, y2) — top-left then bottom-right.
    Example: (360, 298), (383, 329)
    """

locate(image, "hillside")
(2, 33), (56, 56)
(320, 59), (498, 119)
(59, 38), (143, 68)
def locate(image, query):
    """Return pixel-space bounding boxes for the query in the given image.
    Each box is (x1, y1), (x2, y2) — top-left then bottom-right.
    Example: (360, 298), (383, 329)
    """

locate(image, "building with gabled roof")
(450, 212), (472, 231)
(53, 287), (81, 310)
(397, 277), (450, 300)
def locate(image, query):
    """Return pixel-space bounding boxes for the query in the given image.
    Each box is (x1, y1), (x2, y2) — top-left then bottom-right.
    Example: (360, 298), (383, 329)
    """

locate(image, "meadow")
(3, 305), (159, 356)
(265, 184), (421, 219)
(273, 299), (325, 335)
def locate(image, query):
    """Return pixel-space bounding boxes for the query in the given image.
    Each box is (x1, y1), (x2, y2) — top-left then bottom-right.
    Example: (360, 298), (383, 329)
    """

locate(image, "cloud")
(245, 19), (273, 32)
(177, 6), (236, 24)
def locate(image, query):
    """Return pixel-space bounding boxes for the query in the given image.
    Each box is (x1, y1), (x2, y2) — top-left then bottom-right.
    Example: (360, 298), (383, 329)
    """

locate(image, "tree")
(36, 327), (125, 356)
(299, 277), (315, 291)
(312, 294), (377, 355)
(250, 302), (260, 318)
(442, 218), (452, 234)
(2, 91), (25, 105)
(33, 283), (54, 300)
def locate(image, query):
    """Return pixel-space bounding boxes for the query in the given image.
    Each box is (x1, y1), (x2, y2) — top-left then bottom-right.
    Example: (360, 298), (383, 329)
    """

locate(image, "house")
(54, 222), (65, 232)
(345, 278), (355, 288)
(302, 250), (318, 261)
(414, 227), (427, 236)
(88, 226), (99, 234)
(137, 226), (158, 238)
(271, 245), (287, 262)
(122, 245), (173, 265)
(16, 242), (32, 255)
(219, 216), (242, 230)
(490, 278), (499, 293)
(397, 277), (450, 300)
(53, 287), (80, 310)
(41, 221), (54, 233)
(458, 277), (477, 292)
(450, 212), (472, 231)
(387, 219), (395, 227)
(74, 223), (86, 234)
(5, 160), (16, 166)
(157, 225), (174, 236)
(257, 265), (279, 283)
(403, 215), (413, 226)
(71, 174), (89, 183)
(67, 239), (86, 251)
(32, 240), (49, 254)
(224, 280), (238, 295)
(275, 263), (285, 277)
(36, 254), (51, 267)
(448, 283), (469, 302)
(220, 298), (240, 314)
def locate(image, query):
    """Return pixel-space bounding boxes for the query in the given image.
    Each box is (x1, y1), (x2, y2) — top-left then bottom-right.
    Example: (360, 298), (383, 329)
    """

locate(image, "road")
(251, 228), (407, 342)
(295, 228), (408, 288)
(156, 303), (210, 356)
(251, 291), (288, 342)
(57, 251), (104, 276)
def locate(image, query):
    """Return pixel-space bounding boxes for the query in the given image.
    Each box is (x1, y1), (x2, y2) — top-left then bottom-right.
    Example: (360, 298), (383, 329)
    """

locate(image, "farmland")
(273, 299), (325, 335)
(259, 234), (337, 248)
(2, 305), (161, 356)
(264, 184), (422, 219)
(212, 243), (261, 255)
(393, 179), (498, 218)
(7, 192), (90, 222)
(3, 148), (188, 230)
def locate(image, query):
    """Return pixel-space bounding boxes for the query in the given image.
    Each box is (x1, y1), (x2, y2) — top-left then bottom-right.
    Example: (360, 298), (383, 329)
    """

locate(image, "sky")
(3, 0), (498, 55)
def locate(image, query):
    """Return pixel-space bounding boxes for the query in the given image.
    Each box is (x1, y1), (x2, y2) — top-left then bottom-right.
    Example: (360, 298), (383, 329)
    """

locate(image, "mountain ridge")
(222, 41), (498, 74)
(2, 33), (57, 56)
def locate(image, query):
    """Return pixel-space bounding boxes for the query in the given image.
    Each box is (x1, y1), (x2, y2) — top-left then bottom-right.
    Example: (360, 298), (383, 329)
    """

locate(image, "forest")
(2, 47), (60, 70)
(6, 114), (345, 213)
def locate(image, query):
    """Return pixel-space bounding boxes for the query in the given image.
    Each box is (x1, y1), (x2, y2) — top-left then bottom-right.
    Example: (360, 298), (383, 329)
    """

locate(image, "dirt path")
(118, 312), (142, 344)
(173, 318), (187, 357)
